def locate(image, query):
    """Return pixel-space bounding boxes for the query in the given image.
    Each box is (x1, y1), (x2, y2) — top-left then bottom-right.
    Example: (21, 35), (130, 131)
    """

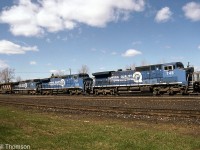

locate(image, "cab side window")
(164, 65), (174, 71)
(168, 66), (172, 70)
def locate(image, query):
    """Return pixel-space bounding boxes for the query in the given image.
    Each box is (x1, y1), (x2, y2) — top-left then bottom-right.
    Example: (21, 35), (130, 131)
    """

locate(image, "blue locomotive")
(10, 73), (93, 95)
(12, 79), (40, 94)
(40, 73), (93, 95)
(92, 62), (196, 95)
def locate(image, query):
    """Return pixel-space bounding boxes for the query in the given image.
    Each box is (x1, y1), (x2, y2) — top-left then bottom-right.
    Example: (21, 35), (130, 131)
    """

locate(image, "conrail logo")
(60, 79), (65, 87)
(133, 72), (142, 83)
(49, 79), (65, 87)
(18, 83), (27, 88)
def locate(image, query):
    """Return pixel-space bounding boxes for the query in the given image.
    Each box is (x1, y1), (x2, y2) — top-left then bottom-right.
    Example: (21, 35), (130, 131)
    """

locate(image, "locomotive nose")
(83, 77), (93, 93)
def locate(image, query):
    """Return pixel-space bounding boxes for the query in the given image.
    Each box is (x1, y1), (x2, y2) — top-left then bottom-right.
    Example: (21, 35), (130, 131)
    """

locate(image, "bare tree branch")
(16, 76), (22, 82)
(125, 64), (136, 70)
(141, 60), (149, 66)
(0, 68), (15, 83)
(78, 65), (89, 74)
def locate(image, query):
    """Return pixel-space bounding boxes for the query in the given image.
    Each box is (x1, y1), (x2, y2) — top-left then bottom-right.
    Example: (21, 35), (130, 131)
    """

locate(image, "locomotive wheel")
(180, 90), (186, 95)
(153, 88), (160, 96)
(75, 90), (80, 95)
(95, 91), (99, 95)
(167, 89), (174, 95)
(110, 89), (115, 95)
(69, 90), (73, 95)
(103, 90), (107, 95)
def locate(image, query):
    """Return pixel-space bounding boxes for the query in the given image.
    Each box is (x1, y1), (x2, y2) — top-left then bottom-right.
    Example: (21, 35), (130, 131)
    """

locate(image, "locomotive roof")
(18, 79), (41, 83)
(92, 71), (115, 78)
(51, 73), (89, 78)
(135, 62), (184, 71)
(40, 78), (50, 82)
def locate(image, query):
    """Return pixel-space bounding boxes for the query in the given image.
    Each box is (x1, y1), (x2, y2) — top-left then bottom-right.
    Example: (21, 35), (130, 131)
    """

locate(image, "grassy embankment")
(0, 106), (199, 150)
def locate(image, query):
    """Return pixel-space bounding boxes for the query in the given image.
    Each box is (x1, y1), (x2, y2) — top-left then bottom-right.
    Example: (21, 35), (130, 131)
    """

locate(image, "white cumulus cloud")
(155, 7), (172, 23)
(0, 0), (145, 37)
(30, 61), (37, 65)
(122, 49), (142, 57)
(0, 40), (38, 55)
(183, 2), (200, 21)
(0, 0), (43, 36)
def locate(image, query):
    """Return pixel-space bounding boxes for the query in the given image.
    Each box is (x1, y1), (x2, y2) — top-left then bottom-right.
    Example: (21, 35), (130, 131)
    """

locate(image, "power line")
(15, 68), (73, 74)
(15, 72), (51, 74)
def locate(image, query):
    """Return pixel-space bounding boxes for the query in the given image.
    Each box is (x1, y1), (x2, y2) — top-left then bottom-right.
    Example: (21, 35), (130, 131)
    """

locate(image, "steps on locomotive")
(188, 81), (196, 94)
(188, 81), (199, 95)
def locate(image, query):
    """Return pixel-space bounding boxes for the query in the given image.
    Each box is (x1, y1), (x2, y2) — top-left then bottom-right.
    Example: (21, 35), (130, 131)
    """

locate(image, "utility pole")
(69, 68), (71, 75)
(187, 62), (190, 68)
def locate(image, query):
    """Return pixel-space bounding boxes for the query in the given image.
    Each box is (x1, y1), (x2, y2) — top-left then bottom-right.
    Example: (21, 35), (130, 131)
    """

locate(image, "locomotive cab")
(78, 73), (93, 94)
(83, 77), (93, 94)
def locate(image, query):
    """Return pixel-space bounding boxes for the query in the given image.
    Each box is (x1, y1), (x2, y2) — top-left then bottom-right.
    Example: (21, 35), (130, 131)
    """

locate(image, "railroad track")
(1, 94), (200, 100)
(0, 95), (199, 123)
(0, 100), (199, 122)
(1, 95), (200, 109)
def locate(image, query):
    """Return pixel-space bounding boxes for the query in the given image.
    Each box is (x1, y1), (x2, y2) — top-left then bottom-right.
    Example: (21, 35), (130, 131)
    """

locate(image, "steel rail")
(0, 100), (199, 119)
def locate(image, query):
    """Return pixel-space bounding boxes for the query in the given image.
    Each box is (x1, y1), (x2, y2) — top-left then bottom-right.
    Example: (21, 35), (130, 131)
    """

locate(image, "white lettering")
(4, 144), (30, 149)
(18, 83), (27, 88)
(166, 71), (174, 75)
(49, 79), (65, 87)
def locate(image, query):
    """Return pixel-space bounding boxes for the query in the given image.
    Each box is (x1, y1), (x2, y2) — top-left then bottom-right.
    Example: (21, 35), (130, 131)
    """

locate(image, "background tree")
(78, 65), (89, 74)
(0, 68), (15, 83)
(125, 64), (136, 70)
(51, 70), (65, 77)
(141, 60), (149, 66)
(16, 76), (22, 82)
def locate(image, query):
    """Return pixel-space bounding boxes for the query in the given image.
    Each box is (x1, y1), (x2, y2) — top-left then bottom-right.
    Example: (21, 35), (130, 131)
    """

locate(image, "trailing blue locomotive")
(8, 73), (93, 95)
(92, 62), (197, 95)
(40, 73), (92, 95)
(13, 79), (40, 94)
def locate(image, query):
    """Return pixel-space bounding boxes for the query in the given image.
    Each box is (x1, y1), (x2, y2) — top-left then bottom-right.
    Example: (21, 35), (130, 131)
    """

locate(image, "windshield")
(176, 62), (184, 69)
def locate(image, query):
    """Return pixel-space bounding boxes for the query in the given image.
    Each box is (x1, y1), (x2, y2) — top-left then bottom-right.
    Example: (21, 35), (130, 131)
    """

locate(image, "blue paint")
(93, 62), (188, 87)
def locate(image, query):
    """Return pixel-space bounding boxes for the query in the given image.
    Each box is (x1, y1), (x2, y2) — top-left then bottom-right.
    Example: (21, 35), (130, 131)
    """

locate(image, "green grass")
(0, 106), (199, 150)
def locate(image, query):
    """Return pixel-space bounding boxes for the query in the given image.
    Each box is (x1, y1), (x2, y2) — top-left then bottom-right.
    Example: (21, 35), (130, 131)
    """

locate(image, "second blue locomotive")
(12, 73), (93, 95)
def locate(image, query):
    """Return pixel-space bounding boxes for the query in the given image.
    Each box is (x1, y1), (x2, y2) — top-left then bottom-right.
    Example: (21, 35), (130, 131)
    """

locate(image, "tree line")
(0, 65), (90, 83)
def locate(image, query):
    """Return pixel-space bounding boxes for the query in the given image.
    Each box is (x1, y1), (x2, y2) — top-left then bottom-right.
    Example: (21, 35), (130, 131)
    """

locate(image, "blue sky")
(0, 0), (200, 80)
